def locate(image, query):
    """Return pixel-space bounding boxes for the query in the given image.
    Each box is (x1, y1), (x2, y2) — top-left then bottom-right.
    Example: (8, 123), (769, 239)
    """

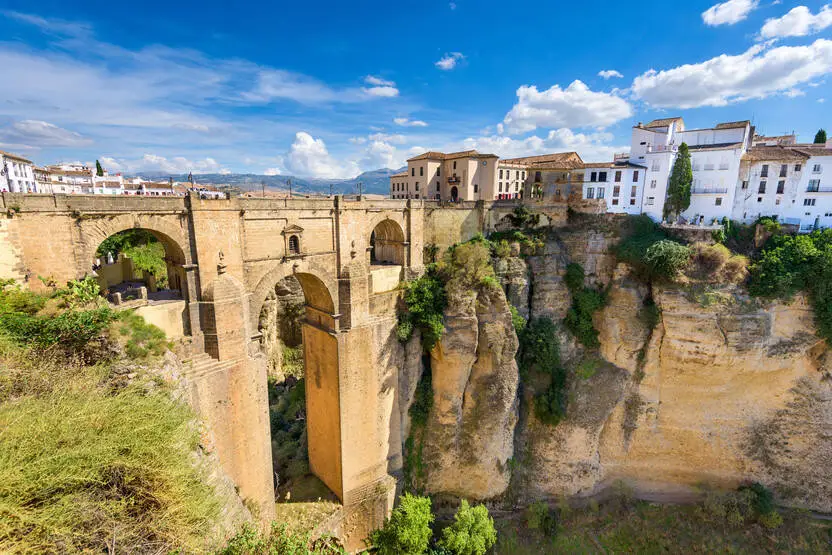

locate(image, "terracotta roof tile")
(743, 146), (810, 162)
(644, 117), (684, 129)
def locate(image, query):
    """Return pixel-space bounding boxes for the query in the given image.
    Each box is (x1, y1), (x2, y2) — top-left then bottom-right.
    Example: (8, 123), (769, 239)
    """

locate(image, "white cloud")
(819, 98), (826, 103)
(348, 137), (367, 144)
(393, 117), (429, 127)
(462, 128), (624, 162)
(598, 69), (624, 79)
(702, 0), (759, 26)
(1, 120), (92, 147)
(362, 85), (399, 97)
(368, 133), (406, 144)
(631, 39), (832, 108)
(435, 52), (464, 70)
(364, 75), (395, 87)
(285, 132), (359, 179)
(449, 2), (457, 9)
(264, 167), (282, 176)
(501, 80), (632, 134)
(760, 5), (832, 39)
(360, 140), (400, 170)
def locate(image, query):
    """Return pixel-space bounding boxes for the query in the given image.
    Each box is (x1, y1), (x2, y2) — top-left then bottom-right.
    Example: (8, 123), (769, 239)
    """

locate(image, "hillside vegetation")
(0, 278), (220, 553)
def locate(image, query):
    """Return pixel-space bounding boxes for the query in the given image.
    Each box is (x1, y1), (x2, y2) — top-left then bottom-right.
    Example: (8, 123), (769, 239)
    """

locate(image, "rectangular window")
(646, 196), (655, 205)
(715, 197), (722, 206)
(777, 180), (785, 194)
(453, 161), (457, 170)
(597, 188), (605, 199)
(757, 197), (763, 203)
(795, 164), (802, 172)
(590, 171), (597, 182)
(612, 198), (619, 205)
(411, 168), (415, 177)
(613, 185), (620, 197)
(651, 161), (660, 172)
(522, 171), (526, 179)
(586, 187), (595, 199)
(650, 179), (657, 189)
(631, 185), (637, 197)
(808, 179), (821, 192)
(473, 184), (478, 193)
(633, 170), (639, 182)
(498, 183), (503, 192)
(704, 163), (715, 171)
(420, 167), (423, 177)
(741, 180), (748, 190)
(758, 181), (766, 194)
(813, 164), (822, 173)
(499, 169), (503, 179)
(780, 164), (787, 177)
(804, 198), (816, 206)
(535, 171), (541, 181)
(615, 170), (622, 182)
(761, 164), (769, 177)
(516, 171), (520, 179)
(598, 171), (607, 182)
(436, 182), (440, 192)
(629, 198), (636, 205)
(437, 167), (440, 176)
(515, 183), (519, 192)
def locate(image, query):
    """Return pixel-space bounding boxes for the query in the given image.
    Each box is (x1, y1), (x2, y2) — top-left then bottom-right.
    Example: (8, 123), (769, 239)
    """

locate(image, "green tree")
(644, 239), (690, 280)
(814, 129), (827, 144)
(369, 493), (434, 555)
(95, 159), (104, 177)
(664, 142), (693, 220)
(437, 500), (497, 555)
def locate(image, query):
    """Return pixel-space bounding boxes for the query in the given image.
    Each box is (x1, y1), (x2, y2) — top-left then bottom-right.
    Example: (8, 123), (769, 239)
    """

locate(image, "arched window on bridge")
(369, 219), (405, 266)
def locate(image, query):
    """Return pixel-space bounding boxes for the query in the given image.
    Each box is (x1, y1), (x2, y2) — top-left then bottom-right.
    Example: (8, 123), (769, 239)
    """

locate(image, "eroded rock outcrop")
(421, 284), (519, 499)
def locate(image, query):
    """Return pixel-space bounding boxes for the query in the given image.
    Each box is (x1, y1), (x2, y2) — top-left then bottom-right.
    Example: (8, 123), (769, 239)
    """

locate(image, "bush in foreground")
(437, 500), (497, 555)
(369, 493), (434, 555)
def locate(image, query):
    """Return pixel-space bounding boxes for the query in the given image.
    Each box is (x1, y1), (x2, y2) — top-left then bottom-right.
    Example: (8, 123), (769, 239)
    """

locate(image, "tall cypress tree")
(664, 142), (693, 220)
(814, 129), (827, 144)
(95, 159), (104, 177)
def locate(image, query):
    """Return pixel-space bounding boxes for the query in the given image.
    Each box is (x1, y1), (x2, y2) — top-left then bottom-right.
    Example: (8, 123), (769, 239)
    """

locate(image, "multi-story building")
(734, 146), (808, 225)
(495, 162), (527, 200)
(501, 152), (584, 202)
(47, 163), (95, 193)
(393, 150), (499, 201)
(782, 144), (832, 232)
(1, 151), (37, 193)
(581, 160), (646, 214)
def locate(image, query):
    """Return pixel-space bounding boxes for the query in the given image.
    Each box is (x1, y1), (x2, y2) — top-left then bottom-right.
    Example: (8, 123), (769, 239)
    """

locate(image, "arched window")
(288, 235), (300, 255)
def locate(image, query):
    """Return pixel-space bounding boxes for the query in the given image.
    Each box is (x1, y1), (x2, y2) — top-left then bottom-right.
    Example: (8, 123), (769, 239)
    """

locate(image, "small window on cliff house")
(288, 235), (300, 255)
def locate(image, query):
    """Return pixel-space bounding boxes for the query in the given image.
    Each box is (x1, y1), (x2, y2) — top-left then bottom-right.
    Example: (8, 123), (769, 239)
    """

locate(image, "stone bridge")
(0, 192), (566, 545)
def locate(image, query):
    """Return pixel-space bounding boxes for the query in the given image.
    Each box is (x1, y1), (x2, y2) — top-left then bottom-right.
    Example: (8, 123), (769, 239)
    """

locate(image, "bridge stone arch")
(369, 217), (406, 266)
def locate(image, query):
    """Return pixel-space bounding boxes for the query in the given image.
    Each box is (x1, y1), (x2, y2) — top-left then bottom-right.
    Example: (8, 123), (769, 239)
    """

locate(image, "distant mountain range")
(133, 167), (404, 196)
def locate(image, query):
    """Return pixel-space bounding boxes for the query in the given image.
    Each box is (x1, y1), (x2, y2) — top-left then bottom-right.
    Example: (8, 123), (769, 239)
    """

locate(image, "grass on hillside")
(0, 279), (222, 553)
(493, 495), (831, 554)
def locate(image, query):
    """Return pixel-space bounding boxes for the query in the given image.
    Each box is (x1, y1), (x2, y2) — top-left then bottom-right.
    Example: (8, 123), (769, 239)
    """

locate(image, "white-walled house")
(782, 145), (832, 232)
(733, 146), (808, 225)
(1, 151), (37, 193)
(581, 161), (646, 214)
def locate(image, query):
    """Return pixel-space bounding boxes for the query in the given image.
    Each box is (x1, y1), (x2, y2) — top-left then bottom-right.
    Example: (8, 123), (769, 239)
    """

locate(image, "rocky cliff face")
(421, 283), (520, 500)
(410, 226), (831, 511)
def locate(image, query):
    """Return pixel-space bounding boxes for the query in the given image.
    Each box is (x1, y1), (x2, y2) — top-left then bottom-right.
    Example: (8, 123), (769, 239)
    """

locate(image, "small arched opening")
(93, 228), (186, 305)
(450, 186), (459, 202)
(288, 235), (300, 255)
(369, 219), (405, 266)
(256, 271), (341, 505)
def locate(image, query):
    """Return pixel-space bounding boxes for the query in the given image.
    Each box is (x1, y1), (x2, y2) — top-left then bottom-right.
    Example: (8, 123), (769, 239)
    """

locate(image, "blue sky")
(0, 0), (829, 178)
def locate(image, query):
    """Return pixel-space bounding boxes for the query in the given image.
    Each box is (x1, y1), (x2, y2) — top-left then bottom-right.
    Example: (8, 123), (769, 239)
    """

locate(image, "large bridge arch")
(251, 263), (344, 499)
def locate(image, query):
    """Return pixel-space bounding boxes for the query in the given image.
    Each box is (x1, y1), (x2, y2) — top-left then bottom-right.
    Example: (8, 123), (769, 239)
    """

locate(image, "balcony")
(646, 144), (678, 153)
(806, 186), (832, 193)
(447, 176), (460, 184)
(692, 187), (728, 195)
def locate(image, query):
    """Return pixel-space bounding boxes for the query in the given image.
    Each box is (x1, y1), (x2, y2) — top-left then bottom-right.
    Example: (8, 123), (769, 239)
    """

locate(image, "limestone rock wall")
(421, 284), (520, 499)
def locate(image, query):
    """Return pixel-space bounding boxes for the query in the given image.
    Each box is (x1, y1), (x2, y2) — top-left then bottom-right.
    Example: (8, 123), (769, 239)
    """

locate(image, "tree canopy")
(664, 142), (692, 220)
(814, 129), (827, 144)
(95, 159), (104, 177)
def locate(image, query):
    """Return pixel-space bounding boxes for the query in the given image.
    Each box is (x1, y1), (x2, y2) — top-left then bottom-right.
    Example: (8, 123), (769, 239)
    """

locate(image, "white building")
(1, 151), (37, 193)
(781, 144), (832, 232)
(581, 161), (646, 214)
(623, 118), (752, 223)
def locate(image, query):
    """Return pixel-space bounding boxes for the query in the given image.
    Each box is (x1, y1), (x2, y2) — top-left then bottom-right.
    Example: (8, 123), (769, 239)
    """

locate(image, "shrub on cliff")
(519, 318), (568, 426)
(644, 240), (690, 281)
(436, 500), (497, 555)
(562, 263), (606, 348)
(397, 270), (447, 351)
(219, 523), (345, 554)
(369, 493), (434, 555)
(748, 229), (832, 343)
